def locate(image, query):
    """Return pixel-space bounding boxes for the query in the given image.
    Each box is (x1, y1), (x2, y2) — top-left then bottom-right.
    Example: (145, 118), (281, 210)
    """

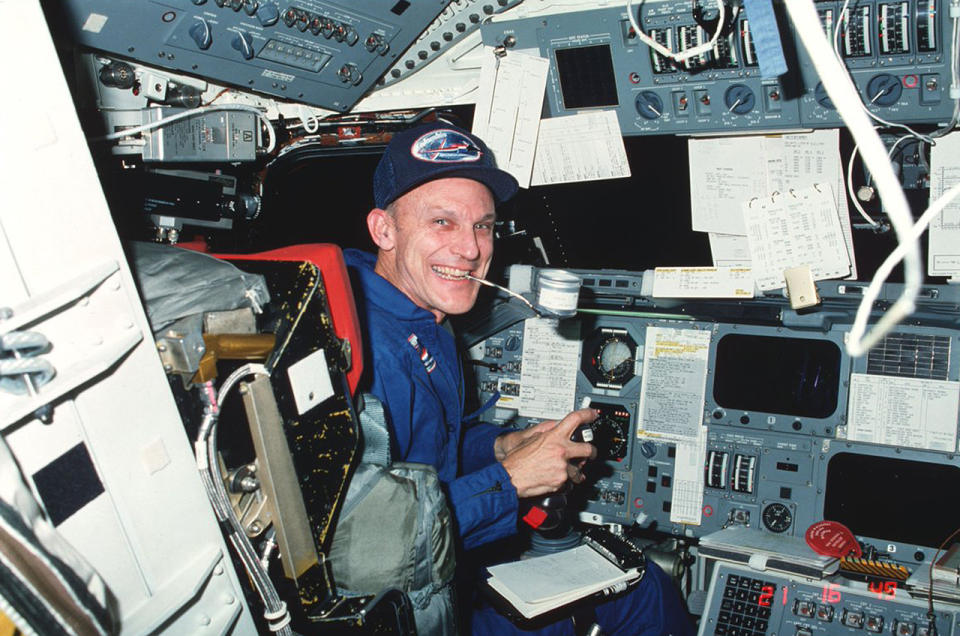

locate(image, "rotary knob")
(866, 73), (903, 106)
(635, 91), (664, 119)
(814, 82), (835, 109)
(724, 84), (756, 114)
(189, 19), (213, 50)
(231, 30), (255, 59)
(256, 3), (278, 26)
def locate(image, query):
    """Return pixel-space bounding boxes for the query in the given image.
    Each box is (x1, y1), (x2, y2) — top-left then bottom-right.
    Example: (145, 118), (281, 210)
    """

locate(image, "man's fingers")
(530, 419), (559, 434)
(567, 441), (597, 460)
(554, 408), (598, 437)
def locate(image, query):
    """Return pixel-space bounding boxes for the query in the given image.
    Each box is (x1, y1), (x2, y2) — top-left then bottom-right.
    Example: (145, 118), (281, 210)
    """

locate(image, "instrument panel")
(480, 0), (956, 135)
(56, 0), (451, 112)
(699, 562), (959, 636)
(465, 269), (960, 568)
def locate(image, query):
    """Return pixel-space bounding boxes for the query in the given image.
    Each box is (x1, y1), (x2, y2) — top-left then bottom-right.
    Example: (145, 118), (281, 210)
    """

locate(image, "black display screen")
(554, 44), (619, 109)
(825, 452), (960, 548)
(713, 334), (841, 418)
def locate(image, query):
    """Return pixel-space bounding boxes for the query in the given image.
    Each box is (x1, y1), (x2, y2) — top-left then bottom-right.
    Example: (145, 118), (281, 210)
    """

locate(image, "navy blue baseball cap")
(373, 121), (519, 209)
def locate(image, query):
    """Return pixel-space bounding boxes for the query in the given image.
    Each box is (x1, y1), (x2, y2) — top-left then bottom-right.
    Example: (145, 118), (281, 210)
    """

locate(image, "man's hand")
(494, 420), (555, 461)
(499, 408), (598, 499)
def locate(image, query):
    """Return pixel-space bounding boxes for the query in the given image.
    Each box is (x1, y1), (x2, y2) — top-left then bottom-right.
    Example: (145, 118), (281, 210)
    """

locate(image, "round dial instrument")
(761, 502), (793, 533)
(592, 415), (629, 461)
(598, 339), (633, 382)
(582, 329), (638, 388)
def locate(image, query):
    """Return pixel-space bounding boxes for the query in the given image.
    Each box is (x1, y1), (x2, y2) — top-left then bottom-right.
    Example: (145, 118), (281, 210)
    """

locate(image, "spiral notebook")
(485, 545), (641, 619)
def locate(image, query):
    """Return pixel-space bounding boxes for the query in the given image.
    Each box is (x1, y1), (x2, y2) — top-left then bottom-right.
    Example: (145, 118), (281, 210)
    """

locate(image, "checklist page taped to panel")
(530, 110), (630, 186)
(845, 373), (960, 452)
(519, 318), (580, 420)
(637, 327), (711, 524)
(473, 49), (549, 188)
(928, 132), (960, 277)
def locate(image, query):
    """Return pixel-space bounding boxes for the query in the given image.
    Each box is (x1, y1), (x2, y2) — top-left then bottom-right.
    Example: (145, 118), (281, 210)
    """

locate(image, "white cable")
(216, 362), (268, 409)
(626, 0), (726, 63)
(95, 104), (277, 154)
(866, 108), (935, 143)
(848, 133), (915, 227)
(784, 0), (921, 358)
(846, 142), (881, 227)
(886, 133), (914, 161)
(466, 274), (541, 315)
(851, 179), (960, 353)
(831, 0), (849, 56)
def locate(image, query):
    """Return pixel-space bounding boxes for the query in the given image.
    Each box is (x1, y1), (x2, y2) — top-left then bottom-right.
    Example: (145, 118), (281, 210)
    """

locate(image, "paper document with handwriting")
(845, 373), (959, 452)
(690, 131), (856, 278)
(653, 266), (753, 298)
(742, 183), (850, 291)
(928, 131), (960, 276)
(689, 136), (766, 235)
(473, 49), (549, 188)
(531, 110), (631, 186)
(637, 327), (711, 439)
(519, 318), (580, 420)
(772, 132), (856, 279)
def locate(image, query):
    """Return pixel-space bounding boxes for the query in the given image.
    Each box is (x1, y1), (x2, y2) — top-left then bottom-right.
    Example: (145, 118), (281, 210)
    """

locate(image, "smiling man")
(369, 176), (495, 320)
(343, 122), (693, 635)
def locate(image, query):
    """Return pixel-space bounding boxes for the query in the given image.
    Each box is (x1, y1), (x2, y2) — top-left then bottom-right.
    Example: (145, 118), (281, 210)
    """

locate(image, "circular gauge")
(582, 329), (638, 388)
(592, 415), (628, 461)
(761, 502), (793, 533)
(598, 339), (633, 381)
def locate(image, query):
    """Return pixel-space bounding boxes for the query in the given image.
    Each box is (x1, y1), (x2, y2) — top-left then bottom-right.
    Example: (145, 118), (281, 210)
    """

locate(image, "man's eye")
(475, 223), (492, 231)
(433, 218), (449, 226)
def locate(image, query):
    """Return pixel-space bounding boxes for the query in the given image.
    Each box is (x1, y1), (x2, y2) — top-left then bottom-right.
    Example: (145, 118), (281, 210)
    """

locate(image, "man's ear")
(367, 208), (396, 251)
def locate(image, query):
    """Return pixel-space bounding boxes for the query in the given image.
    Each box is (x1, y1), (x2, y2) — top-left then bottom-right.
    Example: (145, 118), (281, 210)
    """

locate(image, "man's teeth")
(433, 266), (470, 280)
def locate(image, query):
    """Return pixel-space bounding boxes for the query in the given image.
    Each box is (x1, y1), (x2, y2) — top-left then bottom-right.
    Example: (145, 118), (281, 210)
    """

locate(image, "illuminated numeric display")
(868, 580), (898, 599)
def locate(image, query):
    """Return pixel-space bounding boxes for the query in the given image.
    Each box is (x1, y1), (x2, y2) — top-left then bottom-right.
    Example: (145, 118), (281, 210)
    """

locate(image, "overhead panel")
(481, 0), (956, 135)
(57, 0), (450, 112)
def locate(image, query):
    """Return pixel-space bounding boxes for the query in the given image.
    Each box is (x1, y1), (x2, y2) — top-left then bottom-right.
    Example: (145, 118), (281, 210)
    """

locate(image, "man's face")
(370, 177), (495, 322)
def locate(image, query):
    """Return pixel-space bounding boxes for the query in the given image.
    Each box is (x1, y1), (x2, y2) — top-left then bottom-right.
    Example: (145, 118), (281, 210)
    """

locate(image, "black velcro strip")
(32, 444), (105, 527)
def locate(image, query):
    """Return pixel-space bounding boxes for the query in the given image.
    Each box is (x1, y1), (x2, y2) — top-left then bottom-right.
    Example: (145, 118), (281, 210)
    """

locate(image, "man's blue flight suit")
(345, 249), (695, 636)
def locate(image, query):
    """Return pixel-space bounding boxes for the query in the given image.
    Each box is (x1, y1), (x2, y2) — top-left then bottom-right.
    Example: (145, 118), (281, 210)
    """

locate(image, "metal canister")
(536, 269), (581, 316)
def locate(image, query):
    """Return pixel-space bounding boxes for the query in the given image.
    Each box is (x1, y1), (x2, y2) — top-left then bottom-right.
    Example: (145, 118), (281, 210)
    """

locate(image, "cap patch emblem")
(411, 128), (482, 163)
